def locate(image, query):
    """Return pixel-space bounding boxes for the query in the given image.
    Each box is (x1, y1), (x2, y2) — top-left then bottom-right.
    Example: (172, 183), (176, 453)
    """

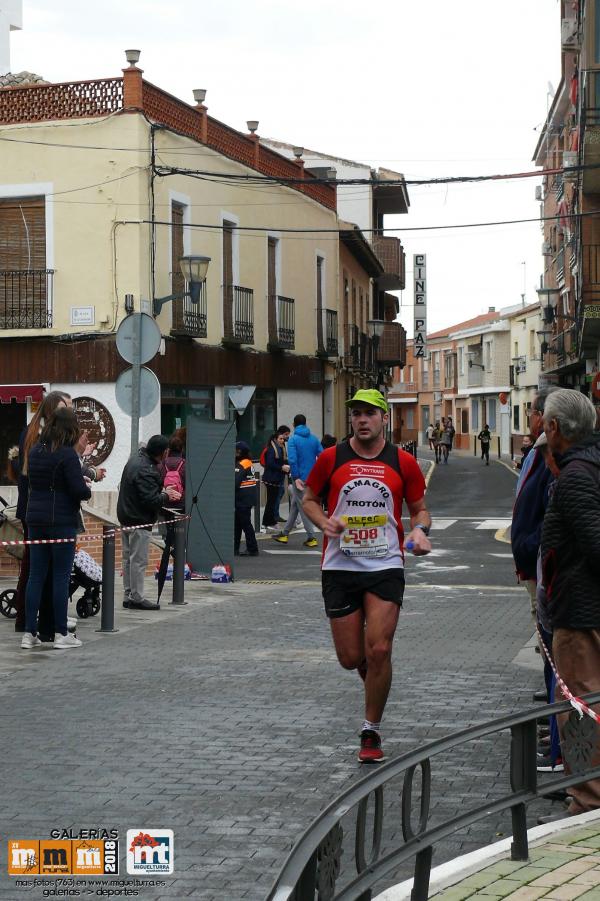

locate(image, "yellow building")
(0, 54), (346, 486)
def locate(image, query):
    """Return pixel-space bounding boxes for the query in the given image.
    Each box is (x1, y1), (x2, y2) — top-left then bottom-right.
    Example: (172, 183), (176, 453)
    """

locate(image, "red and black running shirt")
(306, 440), (426, 572)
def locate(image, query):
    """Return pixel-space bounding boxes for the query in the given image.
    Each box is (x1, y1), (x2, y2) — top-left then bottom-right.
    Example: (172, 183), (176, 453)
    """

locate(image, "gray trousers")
(122, 529), (151, 603)
(282, 483), (315, 539)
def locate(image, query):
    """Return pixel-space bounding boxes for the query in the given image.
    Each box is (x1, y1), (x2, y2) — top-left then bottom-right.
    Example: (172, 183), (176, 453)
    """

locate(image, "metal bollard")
(97, 524), (118, 633)
(498, 436), (501, 459)
(170, 515), (187, 606)
(474, 435), (477, 456)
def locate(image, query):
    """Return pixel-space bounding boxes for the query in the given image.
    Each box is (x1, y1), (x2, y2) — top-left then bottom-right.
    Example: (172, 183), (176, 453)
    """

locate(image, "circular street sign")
(72, 396), (116, 465)
(116, 313), (161, 365)
(499, 392), (508, 405)
(115, 366), (160, 417)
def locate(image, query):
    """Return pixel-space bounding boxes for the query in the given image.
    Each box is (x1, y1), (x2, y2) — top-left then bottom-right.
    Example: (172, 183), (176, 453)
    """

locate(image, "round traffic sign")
(115, 366), (160, 417)
(116, 313), (161, 365)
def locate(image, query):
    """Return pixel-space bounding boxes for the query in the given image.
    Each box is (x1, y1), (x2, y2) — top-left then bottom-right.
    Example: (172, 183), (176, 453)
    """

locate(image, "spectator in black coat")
(117, 436), (181, 610)
(541, 388), (600, 817)
(261, 433), (290, 529)
(14, 390), (71, 637)
(235, 441), (259, 556)
(22, 408), (91, 651)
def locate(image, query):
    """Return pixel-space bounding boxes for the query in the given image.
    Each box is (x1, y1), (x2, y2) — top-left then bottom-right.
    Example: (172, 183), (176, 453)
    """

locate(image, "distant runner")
(303, 389), (431, 763)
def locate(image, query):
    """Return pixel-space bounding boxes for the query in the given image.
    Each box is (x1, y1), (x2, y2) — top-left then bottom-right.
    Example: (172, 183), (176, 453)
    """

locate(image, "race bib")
(340, 514), (388, 558)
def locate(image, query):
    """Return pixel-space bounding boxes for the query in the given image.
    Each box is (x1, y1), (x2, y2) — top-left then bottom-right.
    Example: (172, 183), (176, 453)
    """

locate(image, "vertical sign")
(413, 254), (427, 359)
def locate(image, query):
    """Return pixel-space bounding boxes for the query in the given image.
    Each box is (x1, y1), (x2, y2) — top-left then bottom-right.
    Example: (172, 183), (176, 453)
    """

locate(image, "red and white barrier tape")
(0, 514), (190, 548)
(537, 627), (600, 724)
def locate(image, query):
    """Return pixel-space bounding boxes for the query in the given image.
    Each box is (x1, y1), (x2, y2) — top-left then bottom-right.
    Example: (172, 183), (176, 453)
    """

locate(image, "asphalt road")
(0, 448), (556, 901)
(235, 448), (517, 589)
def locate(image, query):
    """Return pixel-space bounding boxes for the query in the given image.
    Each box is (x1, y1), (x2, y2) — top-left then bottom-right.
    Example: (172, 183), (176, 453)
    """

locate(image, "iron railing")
(171, 280), (207, 337)
(556, 247), (565, 285)
(358, 331), (368, 370)
(345, 324), (360, 368)
(268, 294), (295, 349)
(223, 285), (254, 344)
(268, 693), (600, 901)
(0, 269), (53, 329)
(323, 309), (338, 356)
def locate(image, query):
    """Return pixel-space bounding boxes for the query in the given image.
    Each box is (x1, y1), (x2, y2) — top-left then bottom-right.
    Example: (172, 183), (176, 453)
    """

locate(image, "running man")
(303, 389), (431, 763)
(478, 424), (491, 465)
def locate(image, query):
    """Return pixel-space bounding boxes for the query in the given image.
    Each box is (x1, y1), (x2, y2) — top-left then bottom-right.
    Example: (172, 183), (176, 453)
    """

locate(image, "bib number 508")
(349, 528), (378, 542)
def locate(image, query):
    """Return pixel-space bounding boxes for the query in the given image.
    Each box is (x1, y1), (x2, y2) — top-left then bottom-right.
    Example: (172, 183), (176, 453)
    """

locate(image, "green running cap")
(345, 388), (388, 413)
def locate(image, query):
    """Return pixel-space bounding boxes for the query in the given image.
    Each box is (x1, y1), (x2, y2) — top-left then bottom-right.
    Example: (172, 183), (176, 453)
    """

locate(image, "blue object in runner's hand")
(406, 539), (415, 551)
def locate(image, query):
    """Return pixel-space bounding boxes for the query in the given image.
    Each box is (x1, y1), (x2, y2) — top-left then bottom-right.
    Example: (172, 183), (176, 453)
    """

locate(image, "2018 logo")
(8, 839), (119, 876)
(126, 830), (174, 875)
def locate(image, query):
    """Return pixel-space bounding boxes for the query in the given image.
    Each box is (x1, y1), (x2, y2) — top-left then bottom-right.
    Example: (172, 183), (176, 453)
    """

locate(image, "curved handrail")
(267, 692), (600, 901)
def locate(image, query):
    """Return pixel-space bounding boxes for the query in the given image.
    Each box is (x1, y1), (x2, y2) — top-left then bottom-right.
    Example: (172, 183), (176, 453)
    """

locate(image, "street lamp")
(367, 319), (386, 389)
(153, 255), (211, 316)
(536, 328), (556, 357)
(536, 286), (576, 324)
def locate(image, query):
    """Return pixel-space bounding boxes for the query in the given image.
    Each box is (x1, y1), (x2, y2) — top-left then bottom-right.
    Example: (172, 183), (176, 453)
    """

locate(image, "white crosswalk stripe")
(475, 519), (512, 530)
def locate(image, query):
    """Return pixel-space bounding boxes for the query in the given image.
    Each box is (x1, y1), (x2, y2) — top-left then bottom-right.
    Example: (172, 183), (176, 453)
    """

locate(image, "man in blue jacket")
(273, 414), (323, 547)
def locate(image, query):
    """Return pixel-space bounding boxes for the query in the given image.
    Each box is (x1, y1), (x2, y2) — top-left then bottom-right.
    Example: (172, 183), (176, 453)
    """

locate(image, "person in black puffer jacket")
(261, 433), (290, 528)
(540, 388), (600, 816)
(22, 407), (92, 651)
(117, 436), (182, 610)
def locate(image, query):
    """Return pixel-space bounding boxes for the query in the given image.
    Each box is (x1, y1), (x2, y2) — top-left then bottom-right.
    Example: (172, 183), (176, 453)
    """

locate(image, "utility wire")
(118, 206), (589, 236)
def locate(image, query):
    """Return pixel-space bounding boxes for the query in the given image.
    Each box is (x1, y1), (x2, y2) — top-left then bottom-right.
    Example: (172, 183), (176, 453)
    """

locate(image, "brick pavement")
(0, 571), (552, 901)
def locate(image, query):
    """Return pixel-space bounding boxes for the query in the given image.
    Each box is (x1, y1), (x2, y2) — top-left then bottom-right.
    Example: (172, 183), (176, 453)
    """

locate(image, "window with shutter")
(0, 197), (50, 328)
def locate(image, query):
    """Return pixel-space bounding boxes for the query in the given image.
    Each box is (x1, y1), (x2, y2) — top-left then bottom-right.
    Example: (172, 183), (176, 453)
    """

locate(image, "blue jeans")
(25, 525), (76, 636)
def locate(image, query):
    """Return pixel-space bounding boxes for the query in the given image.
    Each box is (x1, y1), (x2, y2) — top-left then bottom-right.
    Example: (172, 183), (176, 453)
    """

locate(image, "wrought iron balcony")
(318, 308), (338, 357)
(171, 280), (207, 338)
(0, 269), (53, 329)
(344, 323), (360, 369)
(222, 285), (254, 345)
(372, 235), (406, 290)
(268, 294), (295, 350)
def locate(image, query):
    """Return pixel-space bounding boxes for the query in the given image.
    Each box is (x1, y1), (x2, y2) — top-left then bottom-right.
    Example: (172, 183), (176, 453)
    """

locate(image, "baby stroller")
(0, 497), (102, 620)
(69, 549), (102, 618)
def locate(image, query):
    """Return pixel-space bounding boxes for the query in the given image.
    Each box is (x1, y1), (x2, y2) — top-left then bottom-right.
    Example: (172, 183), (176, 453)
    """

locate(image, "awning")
(0, 384), (44, 404)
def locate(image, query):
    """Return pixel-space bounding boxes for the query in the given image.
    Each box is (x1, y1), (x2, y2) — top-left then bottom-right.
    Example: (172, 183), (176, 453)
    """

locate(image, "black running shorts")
(321, 569), (406, 619)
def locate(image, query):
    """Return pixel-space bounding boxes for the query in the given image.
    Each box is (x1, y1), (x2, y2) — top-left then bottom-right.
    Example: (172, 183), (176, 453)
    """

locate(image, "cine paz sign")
(414, 253), (427, 359)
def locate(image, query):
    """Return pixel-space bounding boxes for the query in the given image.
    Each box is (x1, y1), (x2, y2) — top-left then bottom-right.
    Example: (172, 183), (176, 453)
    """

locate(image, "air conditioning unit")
(542, 241), (553, 256)
(535, 185), (543, 202)
(561, 17), (580, 51)
(563, 150), (578, 181)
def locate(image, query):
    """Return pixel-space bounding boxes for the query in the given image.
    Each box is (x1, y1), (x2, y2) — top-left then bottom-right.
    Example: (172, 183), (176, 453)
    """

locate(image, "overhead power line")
(117, 206), (595, 236)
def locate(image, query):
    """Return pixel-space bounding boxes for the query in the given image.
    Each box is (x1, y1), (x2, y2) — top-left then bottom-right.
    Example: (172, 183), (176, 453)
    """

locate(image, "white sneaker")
(53, 633), (83, 650)
(21, 632), (41, 649)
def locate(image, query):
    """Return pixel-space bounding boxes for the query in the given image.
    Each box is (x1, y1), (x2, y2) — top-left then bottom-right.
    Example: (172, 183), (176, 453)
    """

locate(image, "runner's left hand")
(405, 528), (431, 556)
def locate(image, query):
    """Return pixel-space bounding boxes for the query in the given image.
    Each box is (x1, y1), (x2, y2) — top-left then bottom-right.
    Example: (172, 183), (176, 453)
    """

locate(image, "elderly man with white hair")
(540, 387), (600, 819)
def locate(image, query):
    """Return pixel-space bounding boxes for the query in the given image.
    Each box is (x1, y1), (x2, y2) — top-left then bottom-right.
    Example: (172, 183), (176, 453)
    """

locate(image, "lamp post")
(153, 255), (210, 316)
(536, 328), (554, 358)
(367, 319), (386, 389)
(536, 286), (576, 324)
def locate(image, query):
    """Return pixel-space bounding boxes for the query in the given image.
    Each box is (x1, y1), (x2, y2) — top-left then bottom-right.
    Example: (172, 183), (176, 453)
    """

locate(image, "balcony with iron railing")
(222, 285), (254, 346)
(267, 294), (295, 350)
(344, 323), (359, 369)
(171, 281), (207, 338)
(0, 270), (54, 329)
(371, 235), (406, 291)
(393, 381), (417, 394)
(325, 309), (338, 356)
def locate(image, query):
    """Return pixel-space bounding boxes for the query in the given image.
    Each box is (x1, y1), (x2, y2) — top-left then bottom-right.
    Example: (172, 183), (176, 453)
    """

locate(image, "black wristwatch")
(415, 523), (430, 537)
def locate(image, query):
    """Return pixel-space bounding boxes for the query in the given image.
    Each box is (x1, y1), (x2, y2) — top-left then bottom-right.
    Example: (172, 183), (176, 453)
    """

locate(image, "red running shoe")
(358, 729), (385, 763)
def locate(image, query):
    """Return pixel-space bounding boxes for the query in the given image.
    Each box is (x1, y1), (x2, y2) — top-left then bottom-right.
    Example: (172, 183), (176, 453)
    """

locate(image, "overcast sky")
(10, 0), (561, 333)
